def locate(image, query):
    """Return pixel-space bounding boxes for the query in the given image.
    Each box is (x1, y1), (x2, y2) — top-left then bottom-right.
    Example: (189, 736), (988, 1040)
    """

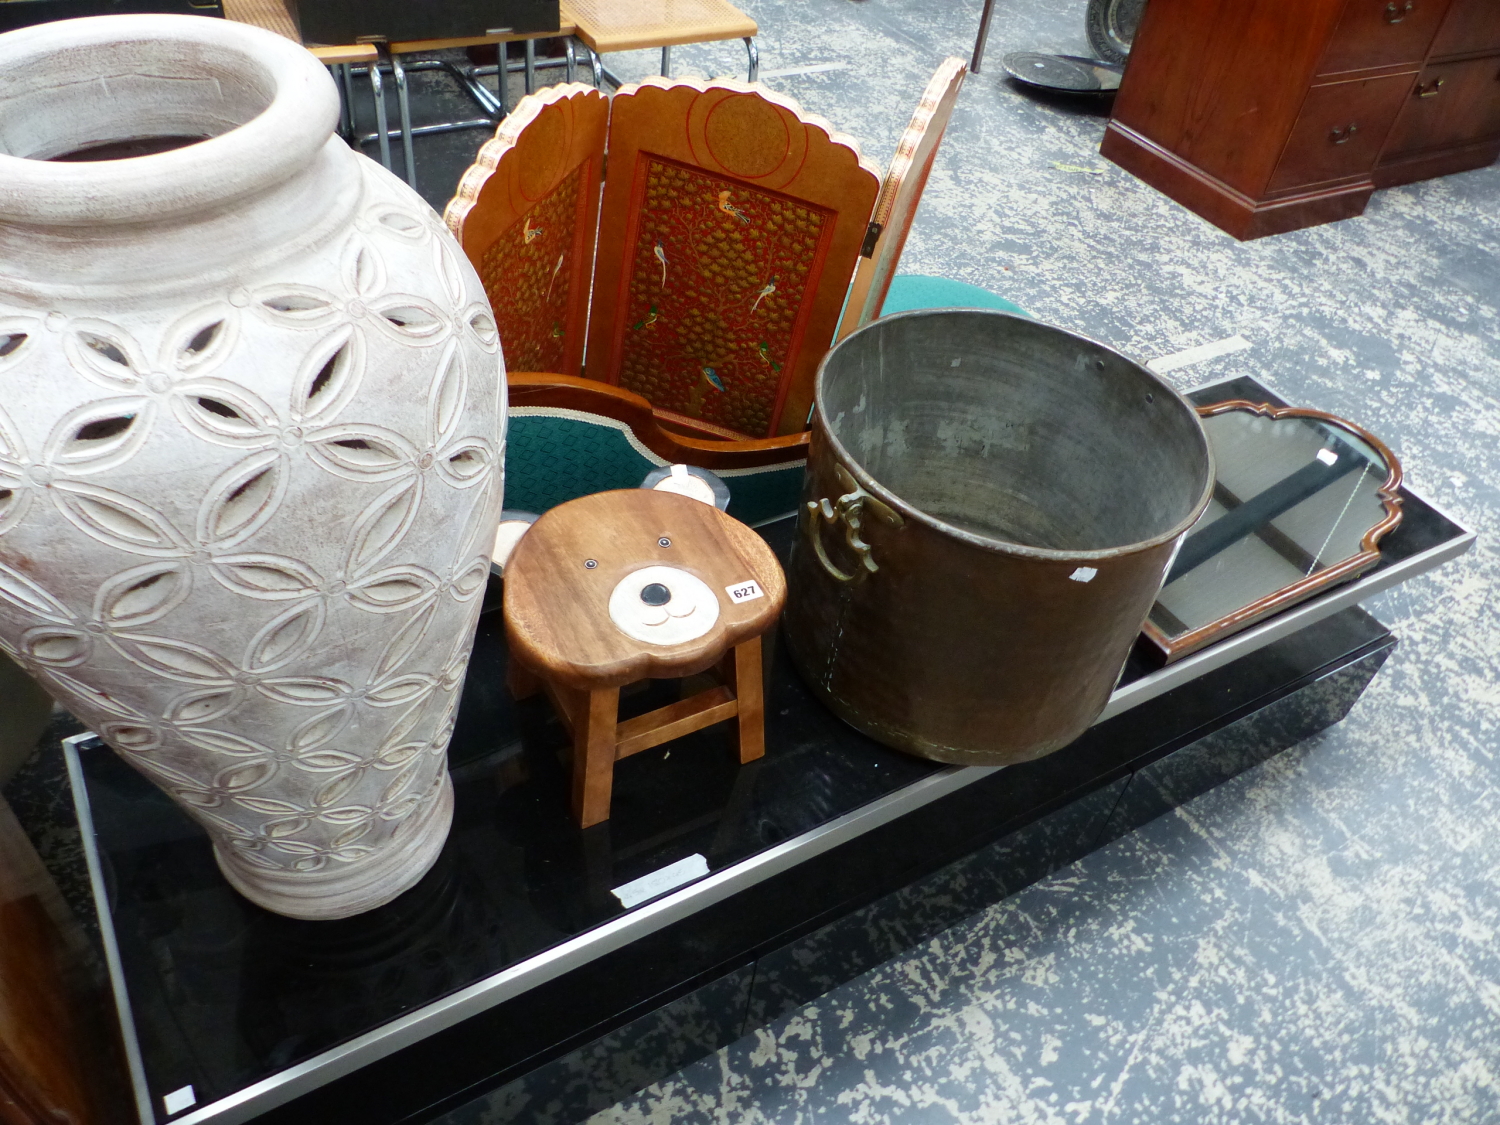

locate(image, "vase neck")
(0, 140), (365, 305)
(0, 14), (345, 304)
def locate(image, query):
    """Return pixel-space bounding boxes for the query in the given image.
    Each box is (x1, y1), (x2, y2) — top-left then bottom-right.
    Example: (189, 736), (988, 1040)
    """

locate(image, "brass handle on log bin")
(804, 466), (903, 583)
(1385, 1), (1414, 23)
(1417, 78), (1444, 97)
(1330, 123), (1359, 144)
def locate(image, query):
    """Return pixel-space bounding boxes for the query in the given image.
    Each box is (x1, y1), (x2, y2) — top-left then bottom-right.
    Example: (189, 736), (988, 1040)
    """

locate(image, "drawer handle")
(1416, 78), (1444, 97)
(1330, 123), (1359, 144)
(1384, 1), (1415, 23)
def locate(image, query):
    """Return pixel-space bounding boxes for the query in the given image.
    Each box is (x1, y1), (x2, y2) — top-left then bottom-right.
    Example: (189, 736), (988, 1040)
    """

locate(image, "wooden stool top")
(504, 489), (784, 690)
(564, 0), (756, 53)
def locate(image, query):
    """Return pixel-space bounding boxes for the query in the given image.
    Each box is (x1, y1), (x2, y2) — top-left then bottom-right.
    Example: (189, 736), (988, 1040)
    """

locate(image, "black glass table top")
(68, 376), (1472, 1125)
(77, 516), (956, 1122)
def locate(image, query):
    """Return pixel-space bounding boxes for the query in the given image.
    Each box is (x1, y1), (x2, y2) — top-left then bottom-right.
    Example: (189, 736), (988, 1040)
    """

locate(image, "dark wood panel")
(1429, 0), (1500, 57)
(1383, 54), (1500, 156)
(1373, 134), (1500, 182)
(1268, 72), (1416, 191)
(1111, 0), (1348, 197)
(1319, 0), (1453, 74)
(1104, 0), (1489, 236)
(1101, 122), (1374, 240)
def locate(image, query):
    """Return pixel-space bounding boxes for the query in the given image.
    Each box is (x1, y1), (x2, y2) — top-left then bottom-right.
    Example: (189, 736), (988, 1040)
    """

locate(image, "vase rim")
(0, 14), (340, 226)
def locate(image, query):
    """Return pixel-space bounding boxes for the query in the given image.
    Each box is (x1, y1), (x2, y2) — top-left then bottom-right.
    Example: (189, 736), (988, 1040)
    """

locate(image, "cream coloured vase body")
(0, 15), (506, 919)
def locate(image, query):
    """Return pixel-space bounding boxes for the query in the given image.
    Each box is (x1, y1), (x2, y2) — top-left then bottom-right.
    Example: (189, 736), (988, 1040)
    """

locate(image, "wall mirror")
(1144, 400), (1403, 662)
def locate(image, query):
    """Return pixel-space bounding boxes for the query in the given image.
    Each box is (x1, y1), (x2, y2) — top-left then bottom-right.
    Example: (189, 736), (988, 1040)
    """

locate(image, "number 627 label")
(725, 579), (764, 604)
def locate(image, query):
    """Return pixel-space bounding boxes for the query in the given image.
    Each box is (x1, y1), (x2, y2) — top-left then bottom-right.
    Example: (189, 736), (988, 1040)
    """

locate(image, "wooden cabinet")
(1102, 0), (1500, 239)
(1320, 0), (1449, 74)
(1268, 71), (1416, 192)
(1377, 20), (1500, 184)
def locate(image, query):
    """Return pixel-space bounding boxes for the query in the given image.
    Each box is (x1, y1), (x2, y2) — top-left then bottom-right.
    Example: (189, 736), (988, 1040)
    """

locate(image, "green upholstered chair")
(503, 375), (807, 528)
(881, 274), (1030, 318)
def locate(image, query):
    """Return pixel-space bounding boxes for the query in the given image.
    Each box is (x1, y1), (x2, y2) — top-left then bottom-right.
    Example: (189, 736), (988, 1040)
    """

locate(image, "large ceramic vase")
(0, 15), (506, 919)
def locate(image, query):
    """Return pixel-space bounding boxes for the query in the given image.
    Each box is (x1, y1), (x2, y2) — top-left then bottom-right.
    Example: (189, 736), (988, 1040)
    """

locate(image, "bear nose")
(640, 582), (672, 607)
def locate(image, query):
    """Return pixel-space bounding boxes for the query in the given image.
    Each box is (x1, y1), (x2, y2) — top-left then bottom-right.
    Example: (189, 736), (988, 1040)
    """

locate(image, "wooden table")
(564, 0), (759, 83)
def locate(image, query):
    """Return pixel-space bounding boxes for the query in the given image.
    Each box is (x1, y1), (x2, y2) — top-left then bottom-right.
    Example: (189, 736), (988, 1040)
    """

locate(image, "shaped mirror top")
(1146, 401), (1402, 660)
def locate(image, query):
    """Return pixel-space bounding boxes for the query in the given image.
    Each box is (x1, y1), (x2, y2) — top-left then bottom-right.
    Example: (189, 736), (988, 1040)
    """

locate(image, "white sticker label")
(612, 853), (710, 908)
(725, 579), (764, 604)
(1069, 567), (1098, 583)
(163, 1085), (197, 1115)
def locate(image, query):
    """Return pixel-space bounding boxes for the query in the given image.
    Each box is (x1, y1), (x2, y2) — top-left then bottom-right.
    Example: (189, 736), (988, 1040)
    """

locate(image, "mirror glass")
(1148, 407), (1395, 643)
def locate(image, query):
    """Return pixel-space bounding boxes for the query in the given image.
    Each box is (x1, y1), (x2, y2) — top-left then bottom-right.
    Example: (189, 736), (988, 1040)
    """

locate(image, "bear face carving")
(503, 489), (786, 690)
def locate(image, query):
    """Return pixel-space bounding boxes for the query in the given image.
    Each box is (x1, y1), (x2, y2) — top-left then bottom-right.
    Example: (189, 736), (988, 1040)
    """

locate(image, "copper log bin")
(783, 309), (1214, 766)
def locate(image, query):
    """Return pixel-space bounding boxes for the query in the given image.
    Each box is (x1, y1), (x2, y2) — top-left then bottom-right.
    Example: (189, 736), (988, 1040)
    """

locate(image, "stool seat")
(505, 489), (783, 689)
(504, 489), (785, 827)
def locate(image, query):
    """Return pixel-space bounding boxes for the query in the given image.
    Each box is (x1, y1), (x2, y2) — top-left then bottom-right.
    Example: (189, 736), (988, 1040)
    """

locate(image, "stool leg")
(730, 636), (765, 764)
(573, 687), (619, 829)
(506, 660), (541, 700)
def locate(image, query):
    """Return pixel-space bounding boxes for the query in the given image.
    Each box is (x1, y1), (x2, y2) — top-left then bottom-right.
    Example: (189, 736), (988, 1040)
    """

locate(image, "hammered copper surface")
(783, 309), (1212, 765)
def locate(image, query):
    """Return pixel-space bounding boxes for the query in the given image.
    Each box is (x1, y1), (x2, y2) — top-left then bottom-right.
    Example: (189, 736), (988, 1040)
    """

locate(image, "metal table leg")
(584, 41), (603, 88)
(744, 37), (758, 82)
(437, 59), (502, 116)
(498, 44), (511, 115)
(340, 62), (358, 142)
(389, 52), (418, 190)
(368, 61), (392, 170)
(330, 64), (352, 142)
(971, 0), (999, 73)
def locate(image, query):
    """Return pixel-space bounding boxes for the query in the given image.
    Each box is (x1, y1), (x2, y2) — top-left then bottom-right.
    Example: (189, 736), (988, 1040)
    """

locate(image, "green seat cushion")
(881, 274), (1029, 318)
(505, 410), (658, 515)
(505, 408), (805, 526)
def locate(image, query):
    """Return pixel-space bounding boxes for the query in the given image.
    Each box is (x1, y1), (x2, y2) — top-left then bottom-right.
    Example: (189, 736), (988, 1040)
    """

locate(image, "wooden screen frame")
(1143, 401), (1405, 663)
(837, 57), (968, 342)
(445, 83), (609, 378)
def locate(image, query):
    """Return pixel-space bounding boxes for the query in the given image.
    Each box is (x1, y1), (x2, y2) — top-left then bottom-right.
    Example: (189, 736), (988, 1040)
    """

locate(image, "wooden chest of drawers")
(1101, 0), (1500, 239)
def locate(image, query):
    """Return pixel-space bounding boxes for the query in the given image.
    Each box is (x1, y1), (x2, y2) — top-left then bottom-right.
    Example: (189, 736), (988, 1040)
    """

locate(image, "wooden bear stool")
(503, 489), (786, 828)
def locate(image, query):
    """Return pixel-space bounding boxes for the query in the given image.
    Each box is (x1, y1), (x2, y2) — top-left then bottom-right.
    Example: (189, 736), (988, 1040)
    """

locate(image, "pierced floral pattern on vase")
(0, 159), (505, 885)
(615, 158), (831, 438)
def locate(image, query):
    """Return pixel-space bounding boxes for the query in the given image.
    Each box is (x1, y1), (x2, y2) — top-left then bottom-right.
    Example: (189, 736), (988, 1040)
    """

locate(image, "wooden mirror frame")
(1143, 400), (1404, 662)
